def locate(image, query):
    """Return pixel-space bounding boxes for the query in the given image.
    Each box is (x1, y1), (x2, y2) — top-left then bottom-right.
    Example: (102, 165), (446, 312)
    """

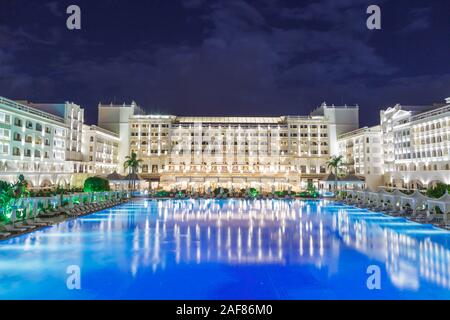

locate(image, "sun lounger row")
(339, 197), (450, 230)
(0, 198), (129, 240)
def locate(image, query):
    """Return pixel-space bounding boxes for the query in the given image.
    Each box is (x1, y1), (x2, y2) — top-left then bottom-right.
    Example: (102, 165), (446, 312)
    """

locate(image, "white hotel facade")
(98, 102), (359, 191)
(337, 97), (450, 190)
(0, 97), (119, 188)
(1, 94), (449, 191)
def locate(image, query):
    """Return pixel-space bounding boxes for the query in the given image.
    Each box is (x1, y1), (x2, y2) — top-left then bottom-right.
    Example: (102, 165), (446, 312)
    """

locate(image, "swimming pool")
(1, 199), (449, 299)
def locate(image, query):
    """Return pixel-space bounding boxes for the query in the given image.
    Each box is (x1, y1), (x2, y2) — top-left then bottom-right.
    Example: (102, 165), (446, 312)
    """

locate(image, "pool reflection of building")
(131, 200), (342, 269)
(337, 210), (450, 290)
(62, 200), (342, 274)
(29, 199), (450, 291)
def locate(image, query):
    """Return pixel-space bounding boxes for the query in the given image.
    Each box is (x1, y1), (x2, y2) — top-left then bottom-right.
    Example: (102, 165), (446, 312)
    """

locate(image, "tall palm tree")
(326, 155), (345, 192)
(123, 152), (143, 191)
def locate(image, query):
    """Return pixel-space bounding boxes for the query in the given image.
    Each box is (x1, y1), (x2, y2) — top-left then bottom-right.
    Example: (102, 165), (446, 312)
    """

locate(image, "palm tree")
(123, 152), (143, 191)
(326, 155), (345, 192)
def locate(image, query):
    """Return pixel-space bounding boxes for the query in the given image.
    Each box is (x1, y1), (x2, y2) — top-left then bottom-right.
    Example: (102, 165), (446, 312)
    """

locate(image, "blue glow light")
(0, 199), (449, 299)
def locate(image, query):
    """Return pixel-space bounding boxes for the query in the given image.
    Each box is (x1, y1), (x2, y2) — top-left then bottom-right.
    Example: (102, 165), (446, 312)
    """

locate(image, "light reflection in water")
(1, 198), (450, 299)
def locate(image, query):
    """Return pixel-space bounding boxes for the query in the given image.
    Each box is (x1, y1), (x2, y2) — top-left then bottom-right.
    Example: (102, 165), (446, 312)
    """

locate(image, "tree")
(326, 155), (345, 192)
(13, 174), (29, 198)
(83, 177), (110, 193)
(123, 152), (143, 191)
(426, 183), (450, 198)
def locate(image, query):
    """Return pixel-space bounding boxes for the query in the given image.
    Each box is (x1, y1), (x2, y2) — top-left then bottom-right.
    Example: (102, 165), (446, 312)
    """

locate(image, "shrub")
(248, 188), (258, 198)
(83, 177), (110, 192)
(155, 190), (169, 197)
(426, 183), (450, 198)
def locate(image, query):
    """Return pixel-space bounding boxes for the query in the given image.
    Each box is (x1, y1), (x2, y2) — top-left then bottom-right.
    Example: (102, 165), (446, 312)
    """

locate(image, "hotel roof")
(174, 116), (285, 124)
(0, 96), (66, 125)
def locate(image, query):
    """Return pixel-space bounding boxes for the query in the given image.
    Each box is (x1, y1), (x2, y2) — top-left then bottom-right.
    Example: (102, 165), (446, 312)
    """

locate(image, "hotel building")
(98, 102), (359, 191)
(0, 96), (119, 188)
(336, 97), (450, 190)
(380, 98), (450, 189)
(2, 93), (449, 192)
(337, 126), (383, 189)
(81, 124), (120, 175)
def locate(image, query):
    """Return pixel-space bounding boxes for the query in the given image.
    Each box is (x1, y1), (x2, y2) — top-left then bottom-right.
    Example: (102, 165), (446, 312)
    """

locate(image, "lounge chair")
(3, 224), (28, 233)
(40, 208), (64, 217)
(0, 231), (11, 239)
(25, 219), (51, 227)
(14, 221), (38, 230)
(72, 207), (86, 215)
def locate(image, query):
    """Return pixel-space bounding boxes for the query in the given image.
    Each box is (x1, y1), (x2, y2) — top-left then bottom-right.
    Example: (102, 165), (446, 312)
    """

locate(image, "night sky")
(1, 0), (449, 127)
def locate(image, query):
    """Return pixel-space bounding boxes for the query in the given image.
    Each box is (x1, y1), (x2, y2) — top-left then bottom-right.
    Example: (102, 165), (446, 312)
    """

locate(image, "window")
(0, 129), (9, 139)
(13, 147), (21, 156)
(14, 118), (23, 127)
(0, 143), (9, 155)
(13, 132), (21, 141)
(0, 113), (11, 124)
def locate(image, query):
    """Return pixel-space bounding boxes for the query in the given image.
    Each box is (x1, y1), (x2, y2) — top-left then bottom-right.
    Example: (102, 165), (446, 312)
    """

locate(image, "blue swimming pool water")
(1, 199), (450, 300)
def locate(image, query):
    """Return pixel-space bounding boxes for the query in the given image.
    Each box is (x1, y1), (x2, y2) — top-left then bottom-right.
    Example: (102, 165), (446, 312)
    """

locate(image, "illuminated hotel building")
(98, 102), (359, 191)
(81, 125), (120, 175)
(380, 97), (450, 189)
(0, 96), (119, 188)
(337, 126), (383, 189)
(2, 93), (449, 191)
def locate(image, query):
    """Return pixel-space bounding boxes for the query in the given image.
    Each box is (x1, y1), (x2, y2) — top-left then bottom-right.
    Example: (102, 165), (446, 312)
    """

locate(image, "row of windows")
(413, 122), (449, 131)
(290, 125), (327, 129)
(131, 123), (170, 128)
(11, 147), (53, 158)
(132, 123), (329, 130)
(12, 118), (54, 134)
(11, 133), (55, 147)
(396, 163), (450, 172)
(131, 132), (168, 137)
(395, 149), (448, 160)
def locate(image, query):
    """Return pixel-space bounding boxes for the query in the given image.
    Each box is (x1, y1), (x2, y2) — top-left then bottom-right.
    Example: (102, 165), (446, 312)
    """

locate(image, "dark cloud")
(0, 0), (449, 127)
(45, 1), (63, 18)
(398, 7), (432, 34)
